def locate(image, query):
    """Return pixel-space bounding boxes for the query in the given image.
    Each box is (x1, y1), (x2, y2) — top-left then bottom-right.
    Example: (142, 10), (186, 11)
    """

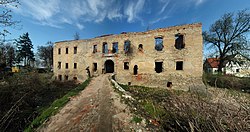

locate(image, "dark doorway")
(105, 60), (114, 73)
(133, 65), (138, 75)
(93, 63), (97, 72)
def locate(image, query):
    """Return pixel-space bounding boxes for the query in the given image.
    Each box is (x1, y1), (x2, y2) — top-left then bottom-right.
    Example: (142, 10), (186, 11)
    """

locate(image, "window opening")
(102, 42), (108, 53)
(58, 62), (61, 69)
(66, 47), (68, 54)
(124, 62), (129, 70)
(112, 42), (118, 53)
(65, 63), (68, 69)
(74, 63), (77, 69)
(58, 48), (61, 54)
(167, 82), (172, 88)
(155, 37), (163, 51)
(74, 47), (77, 54)
(176, 61), (183, 70)
(133, 65), (138, 75)
(236, 69), (239, 73)
(138, 44), (143, 51)
(73, 77), (77, 80)
(175, 34), (185, 49)
(124, 40), (131, 53)
(93, 45), (97, 53)
(155, 62), (163, 73)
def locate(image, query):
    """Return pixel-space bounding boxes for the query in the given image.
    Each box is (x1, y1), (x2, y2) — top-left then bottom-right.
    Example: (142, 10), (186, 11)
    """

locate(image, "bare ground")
(38, 74), (144, 132)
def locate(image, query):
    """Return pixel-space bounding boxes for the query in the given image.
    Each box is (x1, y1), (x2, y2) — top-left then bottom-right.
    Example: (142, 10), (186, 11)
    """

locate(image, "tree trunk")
(218, 59), (224, 74)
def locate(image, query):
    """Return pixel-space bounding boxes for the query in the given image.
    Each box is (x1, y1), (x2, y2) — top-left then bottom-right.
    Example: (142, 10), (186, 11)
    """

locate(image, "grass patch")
(131, 116), (142, 123)
(24, 78), (91, 132)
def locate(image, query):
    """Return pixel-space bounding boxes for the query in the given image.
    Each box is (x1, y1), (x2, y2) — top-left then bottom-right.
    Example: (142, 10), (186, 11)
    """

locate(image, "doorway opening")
(105, 60), (114, 73)
(133, 65), (138, 75)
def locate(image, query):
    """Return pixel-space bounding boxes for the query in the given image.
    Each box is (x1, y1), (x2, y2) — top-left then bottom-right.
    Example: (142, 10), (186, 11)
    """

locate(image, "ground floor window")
(155, 62), (163, 73)
(176, 61), (183, 70)
(124, 62), (129, 70)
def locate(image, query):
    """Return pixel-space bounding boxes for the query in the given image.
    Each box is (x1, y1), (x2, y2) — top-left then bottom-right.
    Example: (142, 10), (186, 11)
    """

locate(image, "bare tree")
(0, 42), (15, 67)
(73, 32), (80, 40)
(37, 41), (53, 69)
(203, 9), (250, 73)
(0, 0), (20, 40)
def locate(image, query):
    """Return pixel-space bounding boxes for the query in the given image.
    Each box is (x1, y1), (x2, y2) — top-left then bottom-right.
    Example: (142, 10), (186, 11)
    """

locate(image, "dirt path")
(38, 74), (115, 132)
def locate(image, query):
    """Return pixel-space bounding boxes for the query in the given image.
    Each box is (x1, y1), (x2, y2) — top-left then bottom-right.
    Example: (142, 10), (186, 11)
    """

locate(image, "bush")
(0, 73), (79, 131)
(203, 73), (250, 92)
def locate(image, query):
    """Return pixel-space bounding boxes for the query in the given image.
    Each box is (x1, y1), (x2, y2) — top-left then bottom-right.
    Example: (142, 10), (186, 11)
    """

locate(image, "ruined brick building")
(53, 23), (203, 90)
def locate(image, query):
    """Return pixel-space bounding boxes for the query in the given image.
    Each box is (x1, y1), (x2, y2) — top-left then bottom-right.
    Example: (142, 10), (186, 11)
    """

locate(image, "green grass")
(132, 116), (142, 123)
(24, 78), (91, 132)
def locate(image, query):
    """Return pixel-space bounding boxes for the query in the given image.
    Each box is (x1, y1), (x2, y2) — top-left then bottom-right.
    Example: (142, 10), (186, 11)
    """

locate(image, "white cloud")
(76, 23), (84, 30)
(124, 0), (145, 23)
(21, 0), (60, 21)
(11, 0), (205, 29)
(193, 0), (206, 6)
(150, 15), (169, 25)
(158, 0), (170, 14)
(12, 0), (151, 28)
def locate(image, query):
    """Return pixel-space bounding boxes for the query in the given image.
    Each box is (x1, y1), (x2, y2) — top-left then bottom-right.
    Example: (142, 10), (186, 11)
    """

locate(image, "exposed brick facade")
(53, 23), (203, 90)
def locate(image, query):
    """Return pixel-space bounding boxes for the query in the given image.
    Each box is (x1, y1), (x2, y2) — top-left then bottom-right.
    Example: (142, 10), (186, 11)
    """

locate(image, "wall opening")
(167, 82), (172, 88)
(64, 75), (68, 81)
(124, 40), (131, 53)
(93, 45), (97, 53)
(155, 62), (163, 73)
(73, 77), (77, 81)
(74, 46), (77, 54)
(74, 63), (77, 69)
(155, 37), (163, 51)
(102, 42), (108, 53)
(58, 48), (61, 54)
(124, 62), (129, 70)
(138, 44), (143, 51)
(175, 34), (185, 49)
(58, 75), (62, 81)
(133, 65), (138, 75)
(58, 62), (61, 69)
(86, 67), (90, 77)
(65, 63), (68, 69)
(236, 69), (240, 73)
(112, 42), (118, 53)
(176, 61), (183, 70)
(105, 60), (114, 73)
(66, 47), (68, 54)
(93, 63), (97, 72)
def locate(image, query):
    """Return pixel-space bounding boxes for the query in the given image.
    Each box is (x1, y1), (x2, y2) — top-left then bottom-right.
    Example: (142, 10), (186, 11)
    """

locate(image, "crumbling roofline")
(55, 22), (202, 44)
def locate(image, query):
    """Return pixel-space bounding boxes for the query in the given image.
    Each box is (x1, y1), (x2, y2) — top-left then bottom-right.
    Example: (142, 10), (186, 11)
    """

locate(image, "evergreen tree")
(15, 32), (34, 66)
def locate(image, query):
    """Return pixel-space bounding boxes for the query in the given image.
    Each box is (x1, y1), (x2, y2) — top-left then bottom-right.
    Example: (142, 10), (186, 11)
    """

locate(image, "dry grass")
(120, 85), (250, 131)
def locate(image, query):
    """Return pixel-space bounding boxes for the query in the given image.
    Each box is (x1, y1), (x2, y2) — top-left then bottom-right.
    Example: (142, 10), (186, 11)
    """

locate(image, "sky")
(2, 0), (250, 53)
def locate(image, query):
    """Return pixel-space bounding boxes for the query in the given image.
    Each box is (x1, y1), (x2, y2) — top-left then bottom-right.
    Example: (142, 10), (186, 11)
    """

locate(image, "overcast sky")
(3, 0), (250, 52)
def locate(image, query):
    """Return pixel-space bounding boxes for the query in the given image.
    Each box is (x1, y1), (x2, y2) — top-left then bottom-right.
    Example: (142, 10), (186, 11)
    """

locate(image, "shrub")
(203, 73), (250, 92)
